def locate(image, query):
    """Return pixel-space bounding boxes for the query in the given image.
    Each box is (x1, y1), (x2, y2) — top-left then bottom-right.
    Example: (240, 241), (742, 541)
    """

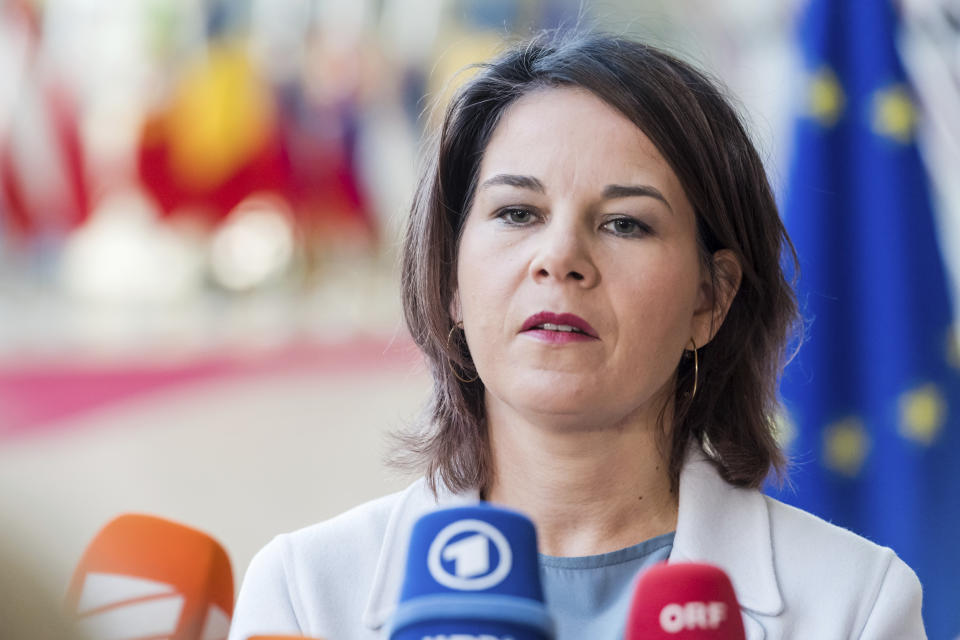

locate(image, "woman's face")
(455, 86), (721, 428)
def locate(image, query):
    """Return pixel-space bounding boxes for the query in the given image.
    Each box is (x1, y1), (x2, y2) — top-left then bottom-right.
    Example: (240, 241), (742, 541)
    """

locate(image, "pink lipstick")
(521, 311), (599, 343)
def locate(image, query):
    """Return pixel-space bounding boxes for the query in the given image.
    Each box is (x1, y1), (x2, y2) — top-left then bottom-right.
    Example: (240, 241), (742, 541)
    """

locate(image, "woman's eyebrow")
(602, 184), (672, 211)
(479, 175), (672, 212)
(479, 174), (545, 193)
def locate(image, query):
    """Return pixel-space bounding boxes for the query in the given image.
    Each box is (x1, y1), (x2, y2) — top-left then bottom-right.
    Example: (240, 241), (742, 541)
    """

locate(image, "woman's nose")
(528, 217), (599, 287)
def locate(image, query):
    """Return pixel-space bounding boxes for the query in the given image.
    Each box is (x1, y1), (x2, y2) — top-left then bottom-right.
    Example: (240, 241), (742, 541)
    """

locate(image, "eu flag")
(770, 1), (960, 637)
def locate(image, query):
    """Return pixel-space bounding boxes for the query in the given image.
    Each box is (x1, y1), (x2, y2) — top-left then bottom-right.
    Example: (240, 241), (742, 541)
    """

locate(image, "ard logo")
(427, 519), (513, 591)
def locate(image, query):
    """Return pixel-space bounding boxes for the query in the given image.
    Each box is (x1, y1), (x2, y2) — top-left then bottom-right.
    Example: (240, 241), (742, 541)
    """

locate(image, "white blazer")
(228, 446), (925, 640)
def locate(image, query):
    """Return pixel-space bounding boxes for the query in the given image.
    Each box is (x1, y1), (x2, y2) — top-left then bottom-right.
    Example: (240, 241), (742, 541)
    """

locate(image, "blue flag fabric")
(770, 1), (960, 637)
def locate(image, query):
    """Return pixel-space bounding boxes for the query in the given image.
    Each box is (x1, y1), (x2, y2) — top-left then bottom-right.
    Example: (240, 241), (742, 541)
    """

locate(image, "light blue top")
(539, 531), (675, 640)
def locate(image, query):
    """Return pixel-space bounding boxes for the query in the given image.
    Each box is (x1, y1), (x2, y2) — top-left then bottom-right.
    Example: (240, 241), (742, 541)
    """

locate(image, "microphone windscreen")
(65, 514), (233, 640)
(390, 504), (554, 640)
(247, 637), (327, 639)
(625, 562), (746, 640)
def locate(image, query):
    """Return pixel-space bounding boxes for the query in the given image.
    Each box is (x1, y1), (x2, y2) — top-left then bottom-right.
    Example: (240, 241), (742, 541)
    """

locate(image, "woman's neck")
(482, 400), (679, 558)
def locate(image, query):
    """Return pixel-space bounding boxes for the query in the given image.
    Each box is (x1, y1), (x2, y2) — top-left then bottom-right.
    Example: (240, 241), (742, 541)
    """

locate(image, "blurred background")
(1, 0), (958, 636)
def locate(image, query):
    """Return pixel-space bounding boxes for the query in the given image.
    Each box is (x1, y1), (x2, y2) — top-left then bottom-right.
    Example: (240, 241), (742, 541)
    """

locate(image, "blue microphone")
(389, 504), (555, 640)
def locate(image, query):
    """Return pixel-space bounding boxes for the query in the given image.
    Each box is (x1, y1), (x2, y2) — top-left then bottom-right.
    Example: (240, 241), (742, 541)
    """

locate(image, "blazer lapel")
(742, 610), (768, 640)
(361, 479), (480, 630)
(669, 445), (783, 636)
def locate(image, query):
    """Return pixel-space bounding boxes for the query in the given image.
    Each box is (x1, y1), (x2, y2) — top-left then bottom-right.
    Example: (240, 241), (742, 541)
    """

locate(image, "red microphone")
(625, 562), (746, 639)
(65, 514), (234, 640)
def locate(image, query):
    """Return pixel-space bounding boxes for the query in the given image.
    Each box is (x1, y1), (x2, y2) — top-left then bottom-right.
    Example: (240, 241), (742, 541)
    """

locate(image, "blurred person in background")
(228, 31), (926, 640)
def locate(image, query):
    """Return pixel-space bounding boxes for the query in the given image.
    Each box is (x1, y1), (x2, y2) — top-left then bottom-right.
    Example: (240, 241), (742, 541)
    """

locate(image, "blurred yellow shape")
(870, 85), (916, 144)
(823, 417), (870, 477)
(898, 383), (946, 445)
(805, 66), (844, 127)
(168, 43), (275, 191)
(427, 30), (504, 122)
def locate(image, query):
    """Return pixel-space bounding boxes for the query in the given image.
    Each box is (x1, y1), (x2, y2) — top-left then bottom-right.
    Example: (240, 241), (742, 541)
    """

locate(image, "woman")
(228, 32), (925, 640)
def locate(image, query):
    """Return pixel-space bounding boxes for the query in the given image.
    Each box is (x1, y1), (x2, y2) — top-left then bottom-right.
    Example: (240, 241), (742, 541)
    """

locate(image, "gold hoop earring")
(446, 322), (478, 384)
(687, 337), (699, 400)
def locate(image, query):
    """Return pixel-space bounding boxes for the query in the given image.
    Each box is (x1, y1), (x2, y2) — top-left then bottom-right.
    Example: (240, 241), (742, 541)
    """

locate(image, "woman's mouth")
(521, 311), (599, 342)
(533, 322), (588, 334)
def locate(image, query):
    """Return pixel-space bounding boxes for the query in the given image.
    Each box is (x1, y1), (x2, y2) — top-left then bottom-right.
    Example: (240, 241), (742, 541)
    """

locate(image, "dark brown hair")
(397, 30), (799, 494)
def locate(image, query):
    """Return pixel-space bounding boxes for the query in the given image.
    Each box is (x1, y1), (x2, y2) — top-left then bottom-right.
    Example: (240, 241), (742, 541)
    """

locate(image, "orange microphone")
(65, 514), (234, 640)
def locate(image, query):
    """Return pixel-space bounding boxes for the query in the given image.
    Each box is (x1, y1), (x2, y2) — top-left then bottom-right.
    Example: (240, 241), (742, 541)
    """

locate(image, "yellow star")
(898, 383), (947, 445)
(871, 85), (916, 144)
(805, 66), (845, 127)
(823, 417), (870, 477)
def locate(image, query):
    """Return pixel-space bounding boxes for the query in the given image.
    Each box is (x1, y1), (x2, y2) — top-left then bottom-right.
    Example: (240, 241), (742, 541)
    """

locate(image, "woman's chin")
(487, 378), (626, 425)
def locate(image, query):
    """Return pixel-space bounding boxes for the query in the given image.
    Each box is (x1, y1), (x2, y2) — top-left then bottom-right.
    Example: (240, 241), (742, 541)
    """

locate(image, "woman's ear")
(694, 249), (743, 347)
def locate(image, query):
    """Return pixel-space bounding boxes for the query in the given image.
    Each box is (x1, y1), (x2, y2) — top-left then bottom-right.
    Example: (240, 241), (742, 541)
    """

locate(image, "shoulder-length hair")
(397, 31), (799, 494)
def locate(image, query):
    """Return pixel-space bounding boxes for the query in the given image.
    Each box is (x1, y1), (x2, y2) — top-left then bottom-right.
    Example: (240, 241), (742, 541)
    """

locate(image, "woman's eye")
(603, 217), (650, 237)
(498, 208), (536, 224)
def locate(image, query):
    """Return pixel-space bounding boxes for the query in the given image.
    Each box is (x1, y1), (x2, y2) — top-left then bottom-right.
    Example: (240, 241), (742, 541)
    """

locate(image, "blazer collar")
(669, 445), (783, 618)
(361, 478), (479, 629)
(362, 445), (784, 630)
